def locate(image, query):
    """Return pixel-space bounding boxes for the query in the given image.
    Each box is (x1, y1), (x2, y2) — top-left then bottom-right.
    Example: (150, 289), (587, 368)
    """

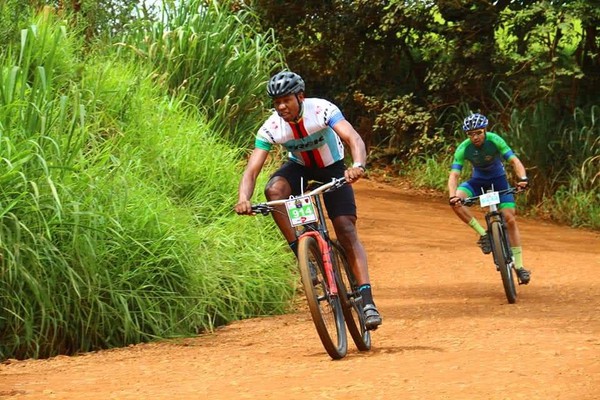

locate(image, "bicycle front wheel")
(332, 241), (371, 351)
(297, 235), (347, 360)
(490, 220), (517, 304)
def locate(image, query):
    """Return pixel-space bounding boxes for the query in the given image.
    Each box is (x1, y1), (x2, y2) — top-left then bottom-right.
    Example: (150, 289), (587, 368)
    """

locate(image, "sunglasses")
(467, 129), (485, 137)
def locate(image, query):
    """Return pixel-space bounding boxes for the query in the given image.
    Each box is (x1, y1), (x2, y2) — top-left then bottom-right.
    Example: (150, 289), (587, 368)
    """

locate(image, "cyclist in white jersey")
(235, 71), (382, 330)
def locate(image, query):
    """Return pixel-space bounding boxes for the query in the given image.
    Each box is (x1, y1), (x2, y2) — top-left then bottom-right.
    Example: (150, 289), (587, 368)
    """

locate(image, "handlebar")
(249, 177), (347, 215)
(462, 187), (519, 207)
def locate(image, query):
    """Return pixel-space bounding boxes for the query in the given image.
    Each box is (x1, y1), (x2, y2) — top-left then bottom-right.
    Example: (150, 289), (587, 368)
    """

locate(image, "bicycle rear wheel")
(490, 220), (517, 304)
(297, 235), (347, 359)
(332, 241), (371, 351)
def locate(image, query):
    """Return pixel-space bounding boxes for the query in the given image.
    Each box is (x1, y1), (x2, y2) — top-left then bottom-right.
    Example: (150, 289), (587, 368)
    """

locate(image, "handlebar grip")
(462, 198), (475, 207)
(250, 205), (272, 215)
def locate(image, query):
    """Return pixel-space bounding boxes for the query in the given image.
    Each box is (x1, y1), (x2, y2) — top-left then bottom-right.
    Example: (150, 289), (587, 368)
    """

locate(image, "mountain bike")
(251, 177), (371, 359)
(463, 187), (520, 304)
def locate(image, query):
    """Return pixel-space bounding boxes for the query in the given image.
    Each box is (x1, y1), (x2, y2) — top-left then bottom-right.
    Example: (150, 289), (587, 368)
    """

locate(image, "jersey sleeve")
(254, 114), (278, 151)
(318, 100), (344, 128)
(327, 110), (344, 127)
(450, 140), (468, 173)
(487, 132), (516, 160)
(254, 138), (272, 151)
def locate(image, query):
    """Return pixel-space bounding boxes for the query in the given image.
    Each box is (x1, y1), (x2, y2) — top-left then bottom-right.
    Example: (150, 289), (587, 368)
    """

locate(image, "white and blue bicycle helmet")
(462, 113), (489, 131)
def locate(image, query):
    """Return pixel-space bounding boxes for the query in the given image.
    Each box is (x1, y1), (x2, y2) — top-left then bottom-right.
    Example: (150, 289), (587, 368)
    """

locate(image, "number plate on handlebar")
(479, 191), (500, 207)
(285, 196), (317, 227)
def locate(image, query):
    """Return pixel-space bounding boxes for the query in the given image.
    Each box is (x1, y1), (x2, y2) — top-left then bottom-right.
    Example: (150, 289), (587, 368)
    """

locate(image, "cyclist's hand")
(516, 177), (529, 192)
(449, 196), (462, 207)
(234, 200), (253, 215)
(345, 165), (365, 183)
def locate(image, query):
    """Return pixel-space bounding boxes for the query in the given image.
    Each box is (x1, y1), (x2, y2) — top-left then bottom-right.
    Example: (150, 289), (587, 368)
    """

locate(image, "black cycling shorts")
(270, 160), (357, 219)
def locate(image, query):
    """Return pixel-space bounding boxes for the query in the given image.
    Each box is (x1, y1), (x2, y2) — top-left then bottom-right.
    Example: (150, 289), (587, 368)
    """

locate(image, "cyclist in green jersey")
(448, 113), (531, 285)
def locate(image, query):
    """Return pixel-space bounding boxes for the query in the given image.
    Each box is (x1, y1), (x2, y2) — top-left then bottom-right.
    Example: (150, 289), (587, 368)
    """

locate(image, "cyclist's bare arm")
(448, 170), (465, 206)
(448, 170), (461, 197)
(508, 156), (526, 179)
(236, 148), (269, 215)
(332, 120), (367, 182)
(508, 156), (529, 191)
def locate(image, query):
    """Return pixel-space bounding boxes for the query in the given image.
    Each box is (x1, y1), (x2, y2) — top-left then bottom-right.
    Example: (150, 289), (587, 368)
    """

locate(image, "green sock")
(468, 217), (487, 236)
(512, 246), (523, 269)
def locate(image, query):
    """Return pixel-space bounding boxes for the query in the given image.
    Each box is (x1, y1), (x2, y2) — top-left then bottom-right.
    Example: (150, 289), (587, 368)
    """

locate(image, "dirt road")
(1, 179), (599, 400)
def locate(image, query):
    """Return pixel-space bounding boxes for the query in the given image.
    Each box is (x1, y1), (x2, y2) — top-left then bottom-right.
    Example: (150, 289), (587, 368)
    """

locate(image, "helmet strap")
(292, 94), (304, 122)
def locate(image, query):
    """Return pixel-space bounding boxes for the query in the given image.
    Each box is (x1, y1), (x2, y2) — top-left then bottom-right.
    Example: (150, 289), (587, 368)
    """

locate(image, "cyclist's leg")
(495, 177), (530, 283)
(265, 161), (306, 247)
(319, 162), (382, 329)
(495, 177), (519, 246)
(452, 184), (476, 224)
(498, 188), (530, 283)
(455, 179), (494, 252)
(318, 162), (365, 284)
(331, 215), (367, 283)
(500, 205), (530, 283)
(331, 215), (381, 329)
(325, 192), (367, 288)
(452, 178), (487, 236)
(500, 207), (520, 246)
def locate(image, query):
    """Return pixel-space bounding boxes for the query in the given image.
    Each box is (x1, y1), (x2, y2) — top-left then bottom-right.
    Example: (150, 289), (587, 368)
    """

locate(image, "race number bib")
(285, 196), (317, 227)
(479, 191), (500, 207)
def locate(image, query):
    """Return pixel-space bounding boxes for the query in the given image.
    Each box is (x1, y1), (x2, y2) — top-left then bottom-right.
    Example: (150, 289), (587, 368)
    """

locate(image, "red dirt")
(1, 178), (599, 400)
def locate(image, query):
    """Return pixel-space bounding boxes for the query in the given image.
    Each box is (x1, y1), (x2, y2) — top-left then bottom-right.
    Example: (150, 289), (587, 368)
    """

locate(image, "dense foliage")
(251, 0), (599, 228)
(0, 0), (293, 360)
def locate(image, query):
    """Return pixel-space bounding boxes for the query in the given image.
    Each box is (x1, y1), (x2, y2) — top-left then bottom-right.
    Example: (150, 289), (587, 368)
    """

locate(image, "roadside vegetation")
(0, 1), (294, 360)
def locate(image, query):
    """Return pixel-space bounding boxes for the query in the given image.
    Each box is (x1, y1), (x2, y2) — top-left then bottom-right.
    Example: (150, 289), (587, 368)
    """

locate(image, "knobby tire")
(491, 220), (517, 304)
(297, 235), (347, 359)
(332, 241), (371, 351)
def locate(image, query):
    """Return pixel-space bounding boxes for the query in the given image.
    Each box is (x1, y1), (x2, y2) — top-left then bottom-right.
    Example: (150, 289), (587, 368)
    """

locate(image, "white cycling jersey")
(255, 98), (346, 168)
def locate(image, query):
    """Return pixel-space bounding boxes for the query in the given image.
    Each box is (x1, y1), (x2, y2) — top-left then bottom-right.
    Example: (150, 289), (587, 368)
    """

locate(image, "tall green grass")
(507, 103), (599, 228)
(0, 4), (296, 361)
(121, 0), (285, 146)
(403, 155), (451, 192)
(0, 0), (32, 53)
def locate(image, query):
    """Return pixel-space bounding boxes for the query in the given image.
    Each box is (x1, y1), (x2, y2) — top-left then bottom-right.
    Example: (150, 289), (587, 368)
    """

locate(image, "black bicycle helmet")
(266, 71), (305, 98)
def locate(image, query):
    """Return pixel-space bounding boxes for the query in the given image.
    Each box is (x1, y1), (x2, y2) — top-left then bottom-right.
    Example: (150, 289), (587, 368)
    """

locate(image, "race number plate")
(285, 196), (317, 227)
(479, 191), (500, 207)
